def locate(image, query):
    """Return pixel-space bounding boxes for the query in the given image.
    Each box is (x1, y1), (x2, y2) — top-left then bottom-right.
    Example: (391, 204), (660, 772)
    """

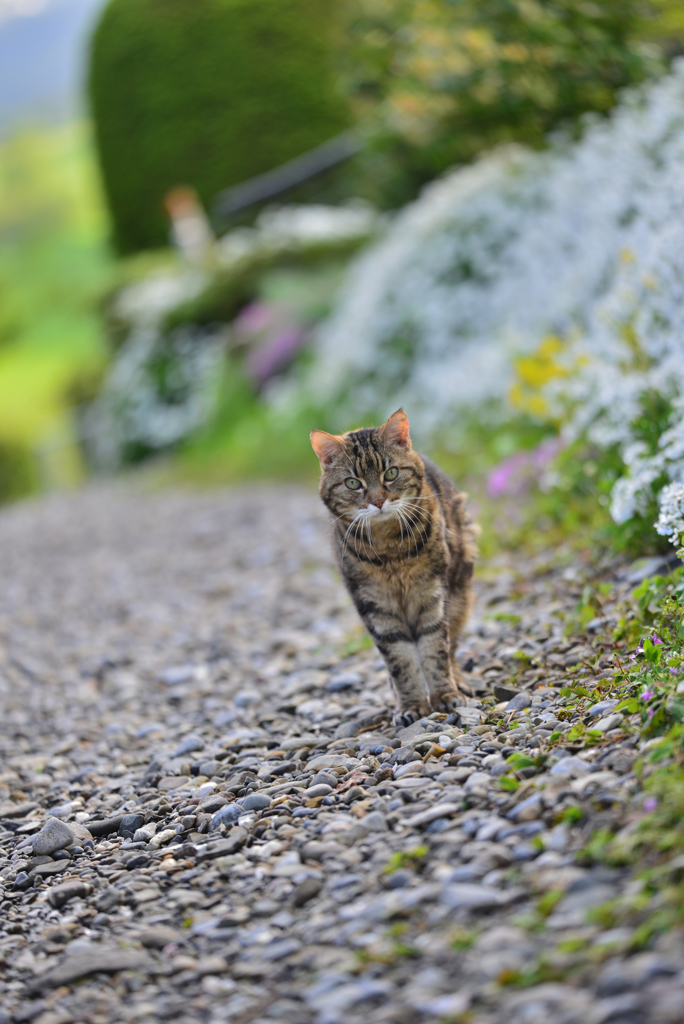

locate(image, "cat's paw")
(392, 705), (429, 727)
(430, 690), (468, 713)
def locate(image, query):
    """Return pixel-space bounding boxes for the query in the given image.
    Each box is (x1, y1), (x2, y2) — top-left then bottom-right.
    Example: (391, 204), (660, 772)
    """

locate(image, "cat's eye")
(384, 467), (399, 481)
(345, 478), (362, 490)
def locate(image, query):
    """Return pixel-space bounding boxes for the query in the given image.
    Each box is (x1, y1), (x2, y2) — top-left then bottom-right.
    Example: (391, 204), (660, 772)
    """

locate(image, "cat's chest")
(369, 556), (444, 619)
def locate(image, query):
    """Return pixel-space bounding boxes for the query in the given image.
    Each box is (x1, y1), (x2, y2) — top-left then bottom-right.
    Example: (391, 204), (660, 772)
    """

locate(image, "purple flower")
(671, 666), (680, 674)
(651, 634), (664, 645)
(640, 688), (655, 701)
(643, 796), (658, 812)
(486, 440), (563, 499)
(234, 301), (275, 335)
(246, 327), (306, 385)
(647, 707), (655, 718)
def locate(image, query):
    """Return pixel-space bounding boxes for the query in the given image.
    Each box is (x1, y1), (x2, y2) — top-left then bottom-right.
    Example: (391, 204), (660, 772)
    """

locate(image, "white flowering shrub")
(300, 63), (684, 549)
(84, 324), (225, 469)
(88, 204), (382, 466)
(216, 202), (381, 271)
(655, 484), (684, 546)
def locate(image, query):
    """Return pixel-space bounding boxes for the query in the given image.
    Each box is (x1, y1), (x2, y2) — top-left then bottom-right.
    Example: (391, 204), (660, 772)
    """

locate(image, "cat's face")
(311, 410), (425, 530)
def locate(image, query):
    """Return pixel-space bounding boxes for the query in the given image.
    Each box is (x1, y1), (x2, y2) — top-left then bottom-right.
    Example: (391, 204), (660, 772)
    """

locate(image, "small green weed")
(384, 846), (428, 874)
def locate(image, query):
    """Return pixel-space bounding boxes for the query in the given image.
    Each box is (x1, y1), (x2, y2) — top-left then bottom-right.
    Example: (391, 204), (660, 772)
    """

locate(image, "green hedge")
(88, 0), (350, 254)
(0, 441), (37, 505)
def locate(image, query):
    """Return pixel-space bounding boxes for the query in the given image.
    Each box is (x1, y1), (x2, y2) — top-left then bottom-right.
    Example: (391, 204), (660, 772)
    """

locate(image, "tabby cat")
(311, 409), (478, 725)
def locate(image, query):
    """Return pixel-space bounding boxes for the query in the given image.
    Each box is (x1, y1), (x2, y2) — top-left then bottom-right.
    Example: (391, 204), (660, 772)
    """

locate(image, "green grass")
(0, 121), (112, 489)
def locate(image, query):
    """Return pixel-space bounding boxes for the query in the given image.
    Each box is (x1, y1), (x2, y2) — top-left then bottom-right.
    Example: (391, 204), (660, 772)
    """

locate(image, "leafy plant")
(343, 0), (664, 206)
(89, 0), (351, 252)
(384, 845), (428, 874)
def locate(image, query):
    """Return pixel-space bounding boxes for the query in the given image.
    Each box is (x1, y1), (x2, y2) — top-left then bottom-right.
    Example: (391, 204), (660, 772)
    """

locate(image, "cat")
(311, 408), (478, 725)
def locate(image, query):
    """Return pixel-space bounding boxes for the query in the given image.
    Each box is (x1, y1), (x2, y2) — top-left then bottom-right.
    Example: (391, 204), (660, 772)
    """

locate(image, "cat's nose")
(370, 498), (384, 508)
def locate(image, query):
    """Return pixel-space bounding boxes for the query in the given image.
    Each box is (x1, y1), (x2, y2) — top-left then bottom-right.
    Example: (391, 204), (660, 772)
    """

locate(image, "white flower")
(655, 482), (684, 539)
(290, 61), (684, 537)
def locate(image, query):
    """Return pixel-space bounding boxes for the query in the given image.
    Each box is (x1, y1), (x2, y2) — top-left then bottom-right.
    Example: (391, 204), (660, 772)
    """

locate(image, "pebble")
(550, 756), (591, 777)
(47, 879), (91, 909)
(509, 794), (542, 822)
(0, 484), (674, 1024)
(241, 793), (272, 811)
(30, 819), (74, 856)
(588, 699), (620, 718)
(28, 946), (150, 995)
(172, 734), (205, 757)
(118, 813), (145, 839)
(506, 692), (532, 711)
(209, 803), (242, 830)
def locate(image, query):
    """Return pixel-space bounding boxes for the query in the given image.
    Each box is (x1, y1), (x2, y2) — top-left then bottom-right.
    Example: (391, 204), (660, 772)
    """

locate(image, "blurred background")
(3, 0), (684, 561)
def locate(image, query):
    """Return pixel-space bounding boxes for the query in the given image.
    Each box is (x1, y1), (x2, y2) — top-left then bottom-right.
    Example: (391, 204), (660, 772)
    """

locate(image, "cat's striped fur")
(311, 409), (478, 725)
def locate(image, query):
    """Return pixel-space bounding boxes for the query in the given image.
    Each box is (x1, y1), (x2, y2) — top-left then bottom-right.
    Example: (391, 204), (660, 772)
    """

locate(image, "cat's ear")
(311, 430), (345, 467)
(380, 408), (411, 449)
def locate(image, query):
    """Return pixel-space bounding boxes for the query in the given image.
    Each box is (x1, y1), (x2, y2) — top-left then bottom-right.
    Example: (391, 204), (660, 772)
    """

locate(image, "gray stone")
(326, 672), (362, 692)
(172, 734), (204, 757)
(160, 665), (196, 686)
(588, 699), (620, 718)
(29, 861), (69, 878)
(303, 783), (333, 798)
(508, 794), (542, 822)
(31, 818), (74, 856)
(47, 879), (92, 909)
(404, 802), (459, 828)
(28, 945), (152, 993)
(137, 925), (180, 949)
(85, 814), (124, 837)
(261, 938), (302, 961)
(95, 888), (122, 913)
(494, 683), (522, 702)
(312, 772), (338, 788)
(241, 792), (272, 811)
(293, 877), (323, 906)
(441, 884), (514, 910)
(209, 803), (241, 830)
(0, 801), (38, 819)
(118, 813), (145, 839)
(197, 827), (247, 859)
(550, 756), (591, 777)
(594, 713), (623, 733)
(360, 811), (387, 832)
(505, 692), (532, 711)
(199, 794), (229, 812)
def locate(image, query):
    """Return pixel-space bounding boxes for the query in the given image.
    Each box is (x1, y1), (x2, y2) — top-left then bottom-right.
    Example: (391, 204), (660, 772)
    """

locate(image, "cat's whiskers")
(364, 514), (382, 562)
(330, 508), (356, 526)
(397, 498), (432, 532)
(402, 501), (439, 528)
(397, 506), (418, 554)
(342, 511), (365, 557)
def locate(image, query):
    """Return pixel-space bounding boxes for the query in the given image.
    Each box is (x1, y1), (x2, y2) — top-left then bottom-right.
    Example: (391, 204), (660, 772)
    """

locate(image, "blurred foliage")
(0, 441), (38, 504)
(162, 236), (371, 338)
(89, 0), (351, 254)
(504, 335), (676, 556)
(0, 122), (111, 501)
(341, 0), (668, 205)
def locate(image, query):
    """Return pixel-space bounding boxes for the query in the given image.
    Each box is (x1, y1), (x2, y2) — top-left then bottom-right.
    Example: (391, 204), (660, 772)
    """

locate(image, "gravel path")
(0, 483), (682, 1024)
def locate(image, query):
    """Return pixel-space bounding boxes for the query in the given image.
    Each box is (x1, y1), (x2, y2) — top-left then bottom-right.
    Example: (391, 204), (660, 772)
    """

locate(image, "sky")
(0, 0), (105, 133)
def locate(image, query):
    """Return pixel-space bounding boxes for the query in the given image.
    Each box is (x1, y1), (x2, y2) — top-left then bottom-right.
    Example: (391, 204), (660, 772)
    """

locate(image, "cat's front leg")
(369, 633), (430, 725)
(382, 641), (431, 725)
(353, 602), (430, 724)
(416, 616), (468, 712)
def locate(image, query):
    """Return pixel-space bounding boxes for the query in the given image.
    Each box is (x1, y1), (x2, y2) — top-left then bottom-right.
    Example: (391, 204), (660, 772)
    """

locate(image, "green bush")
(0, 441), (38, 504)
(88, 0), (351, 254)
(343, 0), (665, 207)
